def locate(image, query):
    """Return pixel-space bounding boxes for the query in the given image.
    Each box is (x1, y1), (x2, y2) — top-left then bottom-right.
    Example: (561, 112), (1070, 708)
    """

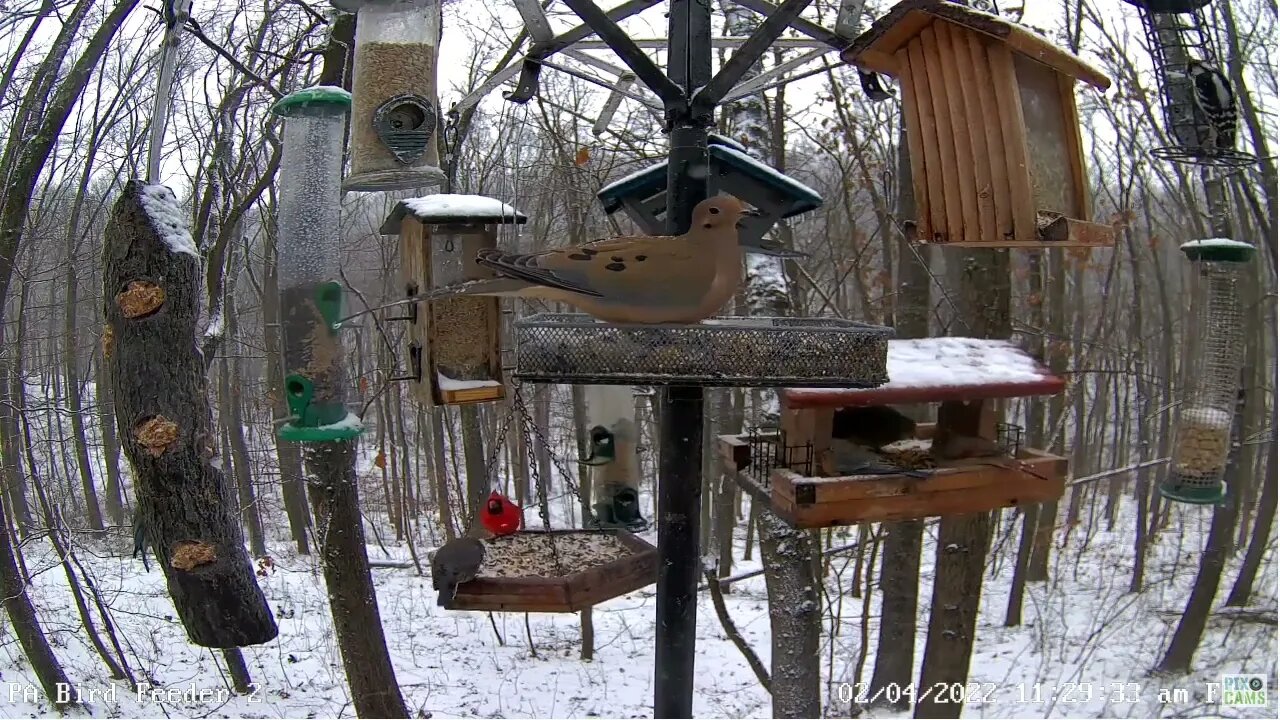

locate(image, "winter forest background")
(0, 0), (1276, 717)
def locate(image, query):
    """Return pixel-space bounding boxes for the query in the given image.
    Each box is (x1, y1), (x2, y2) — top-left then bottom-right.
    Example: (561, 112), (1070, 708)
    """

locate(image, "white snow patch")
(436, 372), (502, 391)
(203, 310), (224, 339)
(137, 184), (199, 258)
(404, 194), (520, 220)
(315, 410), (363, 432)
(1179, 238), (1255, 251)
(599, 162), (660, 196)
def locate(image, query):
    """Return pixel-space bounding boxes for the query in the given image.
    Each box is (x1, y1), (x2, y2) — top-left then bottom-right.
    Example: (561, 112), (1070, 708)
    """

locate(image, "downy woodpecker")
(1186, 59), (1238, 152)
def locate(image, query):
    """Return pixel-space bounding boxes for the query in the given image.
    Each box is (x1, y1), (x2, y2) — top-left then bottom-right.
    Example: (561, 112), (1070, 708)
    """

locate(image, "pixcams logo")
(1212, 674), (1268, 708)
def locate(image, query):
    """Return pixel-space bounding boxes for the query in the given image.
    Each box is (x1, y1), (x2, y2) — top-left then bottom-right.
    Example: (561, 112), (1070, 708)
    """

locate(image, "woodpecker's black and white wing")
(1187, 60), (1238, 151)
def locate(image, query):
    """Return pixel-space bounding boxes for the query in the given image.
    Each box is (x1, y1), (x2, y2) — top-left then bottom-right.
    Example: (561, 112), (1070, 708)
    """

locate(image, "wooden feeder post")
(271, 87), (364, 443)
(842, 0), (1115, 248)
(381, 195), (527, 405)
(334, 0), (446, 192)
(582, 385), (647, 530)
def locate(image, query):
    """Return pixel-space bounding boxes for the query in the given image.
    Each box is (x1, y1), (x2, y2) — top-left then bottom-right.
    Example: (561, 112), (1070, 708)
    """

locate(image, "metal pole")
(654, 1), (711, 717)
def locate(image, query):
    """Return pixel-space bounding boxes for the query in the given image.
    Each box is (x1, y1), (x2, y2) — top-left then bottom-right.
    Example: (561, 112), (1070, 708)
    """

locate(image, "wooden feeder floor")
(446, 529), (656, 613)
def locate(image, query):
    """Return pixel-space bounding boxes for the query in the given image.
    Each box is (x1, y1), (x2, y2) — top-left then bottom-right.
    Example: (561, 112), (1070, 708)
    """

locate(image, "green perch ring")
(1158, 481), (1227, 505)
(278, 374), (364, 443)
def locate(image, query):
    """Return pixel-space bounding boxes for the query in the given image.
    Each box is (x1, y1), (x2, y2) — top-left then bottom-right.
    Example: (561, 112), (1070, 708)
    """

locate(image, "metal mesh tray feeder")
(512, 313), (893, 387)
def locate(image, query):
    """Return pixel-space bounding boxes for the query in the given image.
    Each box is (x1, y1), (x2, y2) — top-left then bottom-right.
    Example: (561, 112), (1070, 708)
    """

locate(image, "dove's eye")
(709, 207), (720, 215)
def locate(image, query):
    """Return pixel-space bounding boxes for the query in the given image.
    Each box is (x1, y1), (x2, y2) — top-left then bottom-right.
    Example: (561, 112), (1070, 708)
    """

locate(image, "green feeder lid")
(271, 86), (352, 118)
(1158, 480), (1226, 505)
(278, 418), (364, 442)
(1180, 238), (1256, 263)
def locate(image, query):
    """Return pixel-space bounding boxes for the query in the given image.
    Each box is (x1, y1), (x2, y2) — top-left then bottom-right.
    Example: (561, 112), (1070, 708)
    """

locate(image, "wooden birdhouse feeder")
(380, 194), (527, 405)
(719, 337), (1069, 527)
(597, 133), (822, 245)
(842, 0), (1115, 248)
(441, 529), (657, 613)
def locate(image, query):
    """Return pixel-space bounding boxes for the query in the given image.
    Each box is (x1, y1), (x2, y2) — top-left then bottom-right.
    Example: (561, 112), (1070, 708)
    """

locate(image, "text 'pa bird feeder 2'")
(1161, 239), (1255, 504)
(842, 0), (1115, 248)
(271, 87), (363, 442)
(334, 0), (445, 192)
(381, 194), (526, 405)
(720, 338), (1069, 527)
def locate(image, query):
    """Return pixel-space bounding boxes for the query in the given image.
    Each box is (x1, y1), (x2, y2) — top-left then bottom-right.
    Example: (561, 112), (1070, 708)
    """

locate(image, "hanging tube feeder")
(1119, 0), (1255, 167)
(1161, 239), (1255, 504)
(582, 385), (647, 531)
(333, 0), (446, 191)
(271, 87), (364, 442)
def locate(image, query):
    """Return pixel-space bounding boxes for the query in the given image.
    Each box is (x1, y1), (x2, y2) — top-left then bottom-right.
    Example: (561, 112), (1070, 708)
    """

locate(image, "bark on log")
(103, 179), (277, 648)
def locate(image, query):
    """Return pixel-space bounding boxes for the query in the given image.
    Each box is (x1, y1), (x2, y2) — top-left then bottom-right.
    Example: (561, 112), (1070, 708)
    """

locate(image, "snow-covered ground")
(1, 482), (1274, 719)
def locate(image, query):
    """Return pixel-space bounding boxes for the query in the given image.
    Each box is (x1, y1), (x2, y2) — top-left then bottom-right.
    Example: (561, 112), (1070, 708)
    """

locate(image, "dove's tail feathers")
(475, 248), (605, 298)
(430, 277), (534, 298)
(437, 582), (457, 607)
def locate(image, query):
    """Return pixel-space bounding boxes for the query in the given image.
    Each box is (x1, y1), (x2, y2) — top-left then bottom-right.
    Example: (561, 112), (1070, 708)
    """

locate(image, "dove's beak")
(740, 237), (809, 258)
(735, 207), (762, 229)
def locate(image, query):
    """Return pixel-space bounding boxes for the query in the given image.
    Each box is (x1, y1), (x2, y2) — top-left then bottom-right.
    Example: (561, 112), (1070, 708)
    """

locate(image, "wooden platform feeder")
(719, 337), (1070, 527)
(842, 0), (1115, 248)
(442, 529), (657, 612)
(381, 195), (527, 405)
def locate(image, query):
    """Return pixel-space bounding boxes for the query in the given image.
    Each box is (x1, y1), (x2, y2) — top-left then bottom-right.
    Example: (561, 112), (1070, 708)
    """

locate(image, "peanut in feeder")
(842, 0), (1115, 248)
(270, 86), (363, 442)
(333, 0), (446, 192)
(380, 195), (528, 406)
(1160, 238), (1255, 504)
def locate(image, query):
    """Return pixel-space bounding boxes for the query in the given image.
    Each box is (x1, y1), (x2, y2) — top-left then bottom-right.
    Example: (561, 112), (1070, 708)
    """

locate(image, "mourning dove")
(410, 196), (804, 324)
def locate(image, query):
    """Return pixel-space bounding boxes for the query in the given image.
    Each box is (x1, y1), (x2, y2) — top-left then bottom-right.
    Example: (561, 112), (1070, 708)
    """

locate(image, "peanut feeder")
(333, 0), (446, 192)
(1161, 239), (1255, 504)
(270, 87), (363, 442)
(381, 194), (528, 405)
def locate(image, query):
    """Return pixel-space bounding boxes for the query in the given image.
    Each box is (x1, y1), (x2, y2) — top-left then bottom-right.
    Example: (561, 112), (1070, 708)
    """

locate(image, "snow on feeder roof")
(1180, 238), (1256, 263)
(379, 194), (528, 233)
(270, 86), (352, 117)
(597, 134), (753, 214)
(782, 337), (1063, 408)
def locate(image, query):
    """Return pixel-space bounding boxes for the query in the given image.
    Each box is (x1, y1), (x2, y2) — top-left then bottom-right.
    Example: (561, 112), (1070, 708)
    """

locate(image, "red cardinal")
(480, 491), (524, 536)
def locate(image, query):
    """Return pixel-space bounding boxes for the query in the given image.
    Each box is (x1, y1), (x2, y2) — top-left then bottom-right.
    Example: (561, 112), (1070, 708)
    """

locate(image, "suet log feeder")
(271, 87), (363, 442)
(581, 385), (647, 531)
(842, 0), (1115, 248)
(1161, 239), (1255, 504)
(381, 194), (527, 405)
(1118, 0), (1254, 167)
(596, 134), (823, 246)
(719, 338), (1069, 527)
(333, 0), (446, 191)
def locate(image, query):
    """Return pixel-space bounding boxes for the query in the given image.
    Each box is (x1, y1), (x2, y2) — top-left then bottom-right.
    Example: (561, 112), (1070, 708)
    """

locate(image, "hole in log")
(134, 415), (180, 457)
(115, 280), (166, 319)
(102, 324), (114, 360)
(170, 540), (217, 571)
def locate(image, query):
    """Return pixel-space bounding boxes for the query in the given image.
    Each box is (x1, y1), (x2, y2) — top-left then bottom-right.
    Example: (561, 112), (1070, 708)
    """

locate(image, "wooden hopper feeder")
(381, 195), (527, 405)
(842, 0), (1114, 248)
(720, 337), (1069, 527)
(442, 529), (657, 612)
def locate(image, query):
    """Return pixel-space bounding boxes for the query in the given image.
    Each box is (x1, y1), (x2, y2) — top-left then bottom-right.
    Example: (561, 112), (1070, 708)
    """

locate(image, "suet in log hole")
(116, 280), (166, 319)
(102, 324), (115, 360)
(134, 415), (180, 457)
(170, 540), (217, 571)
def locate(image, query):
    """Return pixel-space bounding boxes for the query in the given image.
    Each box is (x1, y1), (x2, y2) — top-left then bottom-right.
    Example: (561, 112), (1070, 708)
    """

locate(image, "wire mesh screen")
(1131, 4), (1255, 167)
(512, 314), (893, 388)
(745, 427), (813, 487)
(1165, 260), (1247, 497)
(997, 422), (1025, 458)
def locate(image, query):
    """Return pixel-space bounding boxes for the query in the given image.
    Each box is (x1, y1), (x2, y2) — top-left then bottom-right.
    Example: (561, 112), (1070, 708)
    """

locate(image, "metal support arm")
(561, 0), (685, 108)
(732, 0), (849, 50)
(692, 0), (815, 113)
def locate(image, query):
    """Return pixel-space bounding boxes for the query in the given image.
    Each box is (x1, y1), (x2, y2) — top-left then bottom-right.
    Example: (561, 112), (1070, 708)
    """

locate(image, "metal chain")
(510, 384), (566, 576)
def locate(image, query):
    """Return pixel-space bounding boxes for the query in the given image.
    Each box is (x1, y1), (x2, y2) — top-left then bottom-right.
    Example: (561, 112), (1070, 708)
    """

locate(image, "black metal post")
(654, 1), (711, 717)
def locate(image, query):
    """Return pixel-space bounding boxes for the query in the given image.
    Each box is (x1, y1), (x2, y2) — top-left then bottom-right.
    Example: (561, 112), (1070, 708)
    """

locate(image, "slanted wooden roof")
(379, 194), (527, 235)
(781, 337), (1064, 408)
(841, 0), (1111, 91)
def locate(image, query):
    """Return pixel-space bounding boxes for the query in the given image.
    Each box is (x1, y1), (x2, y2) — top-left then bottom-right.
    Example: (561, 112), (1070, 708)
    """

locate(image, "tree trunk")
(0, 302), (33, 534)
(104, 180), (277, 648)
(758, 511), (821, 717)
(1225, 440), (1277, 606)
(220, 354), (266, 558)
(461, 405), (489, 518)
(96, 345), (127, 526)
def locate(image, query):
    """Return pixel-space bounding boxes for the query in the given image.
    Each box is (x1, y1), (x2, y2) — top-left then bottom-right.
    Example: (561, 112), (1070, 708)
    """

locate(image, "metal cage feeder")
(334, 0), (446, 191)
(1120, 0), (1256, 167)
(381, 195), (527, 405)
(1161, 238), (1255, 504)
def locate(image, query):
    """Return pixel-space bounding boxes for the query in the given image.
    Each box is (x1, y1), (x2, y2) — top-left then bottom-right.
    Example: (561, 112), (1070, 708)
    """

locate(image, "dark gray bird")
(431, 537), (485, 607)
(831, 405), (918, 449)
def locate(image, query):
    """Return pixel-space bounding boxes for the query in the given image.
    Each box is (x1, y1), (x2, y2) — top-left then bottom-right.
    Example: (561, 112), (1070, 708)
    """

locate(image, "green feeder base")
(278, 420), (364, 443)
(1158, 481), (1226, 505)
(279, 373), (364, 443)
(588, 489), (649, 532)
